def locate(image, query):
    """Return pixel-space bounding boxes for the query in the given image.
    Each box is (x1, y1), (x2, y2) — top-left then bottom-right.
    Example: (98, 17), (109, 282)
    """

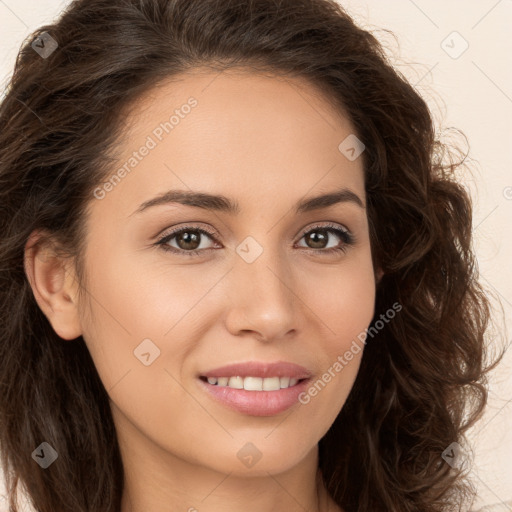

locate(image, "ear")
(375, 267), (384, 284)
(24, 230), (83, 341)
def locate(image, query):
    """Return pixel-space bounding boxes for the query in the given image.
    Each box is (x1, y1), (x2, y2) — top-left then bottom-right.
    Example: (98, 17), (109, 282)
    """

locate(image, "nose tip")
(224, 252), (298, 342)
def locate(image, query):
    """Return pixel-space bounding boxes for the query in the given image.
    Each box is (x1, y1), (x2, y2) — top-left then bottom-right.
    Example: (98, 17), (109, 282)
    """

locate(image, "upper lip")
(199, 361), (313, 379)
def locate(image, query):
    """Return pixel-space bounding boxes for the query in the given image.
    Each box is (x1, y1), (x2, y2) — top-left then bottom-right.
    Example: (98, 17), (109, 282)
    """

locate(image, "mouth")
(197, 375), (312, 416)
(198, 375), (308, 390)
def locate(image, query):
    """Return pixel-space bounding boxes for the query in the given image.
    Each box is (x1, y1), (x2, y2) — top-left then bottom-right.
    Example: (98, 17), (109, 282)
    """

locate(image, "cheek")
(78, 247), (212, 453)
(296, 256), (375, 419)
(76, 244), (177, 388)
(300, 253), (376, 342)
(78, 243), (235, 398)
(81, 241), (201, 338)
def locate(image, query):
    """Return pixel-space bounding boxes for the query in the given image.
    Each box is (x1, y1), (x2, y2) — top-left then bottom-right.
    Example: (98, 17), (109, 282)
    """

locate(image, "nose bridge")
(227, 234), (297, 337)
(235, 234), (291, 300)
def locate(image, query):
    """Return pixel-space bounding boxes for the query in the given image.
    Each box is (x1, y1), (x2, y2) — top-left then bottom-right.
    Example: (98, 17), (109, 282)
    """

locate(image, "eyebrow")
(130, 187), (365, 217)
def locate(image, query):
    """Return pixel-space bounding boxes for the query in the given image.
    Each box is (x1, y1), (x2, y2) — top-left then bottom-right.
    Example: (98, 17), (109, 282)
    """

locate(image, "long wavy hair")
(0, 0), (506, 510)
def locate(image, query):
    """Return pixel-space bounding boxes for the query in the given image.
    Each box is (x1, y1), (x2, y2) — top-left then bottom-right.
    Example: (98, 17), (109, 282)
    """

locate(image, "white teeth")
(228, 376), (244, 389)
(262, 377), (281, 391)
(204, 375), (302, 390)
(244, 376), (263, 391)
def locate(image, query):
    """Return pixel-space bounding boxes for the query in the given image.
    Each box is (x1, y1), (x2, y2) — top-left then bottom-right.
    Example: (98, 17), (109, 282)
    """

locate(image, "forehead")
(94, 67), (366, 220)
(136, 65), (349, 124)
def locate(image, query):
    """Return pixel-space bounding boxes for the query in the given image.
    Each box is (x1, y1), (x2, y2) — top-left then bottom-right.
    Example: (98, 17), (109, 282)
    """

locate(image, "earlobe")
(376, 267), (384, 284)
(24, 231), (83, 341)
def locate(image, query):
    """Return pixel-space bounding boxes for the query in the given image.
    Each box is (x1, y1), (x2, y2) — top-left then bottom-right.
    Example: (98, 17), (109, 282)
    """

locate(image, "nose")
(223, 244), (299, 343)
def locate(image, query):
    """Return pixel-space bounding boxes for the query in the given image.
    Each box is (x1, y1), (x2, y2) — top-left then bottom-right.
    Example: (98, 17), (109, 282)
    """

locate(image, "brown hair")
(0, 1), (506, 510)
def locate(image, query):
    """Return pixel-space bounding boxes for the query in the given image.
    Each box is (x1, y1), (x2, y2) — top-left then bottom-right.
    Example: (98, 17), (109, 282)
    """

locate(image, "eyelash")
(154, 222), (355, 257)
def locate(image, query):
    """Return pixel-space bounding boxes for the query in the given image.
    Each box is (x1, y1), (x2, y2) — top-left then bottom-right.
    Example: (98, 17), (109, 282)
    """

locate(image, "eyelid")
(155, 222), (219, 240)
(297, 221), (351, 238)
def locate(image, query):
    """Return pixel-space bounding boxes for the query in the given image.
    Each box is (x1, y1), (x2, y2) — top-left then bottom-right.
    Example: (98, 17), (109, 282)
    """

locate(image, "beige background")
(0, 1), (510, 510)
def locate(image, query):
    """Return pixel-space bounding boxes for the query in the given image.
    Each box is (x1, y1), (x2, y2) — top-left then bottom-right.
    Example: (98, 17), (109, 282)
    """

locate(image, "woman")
(0, 0), (504, 511)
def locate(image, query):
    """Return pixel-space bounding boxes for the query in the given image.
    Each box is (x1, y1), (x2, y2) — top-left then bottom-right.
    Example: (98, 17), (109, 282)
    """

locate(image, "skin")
(25, 67), (383, 512)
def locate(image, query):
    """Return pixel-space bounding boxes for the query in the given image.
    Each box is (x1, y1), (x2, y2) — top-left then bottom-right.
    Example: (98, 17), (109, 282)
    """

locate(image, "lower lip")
(197, 377), (311, 416)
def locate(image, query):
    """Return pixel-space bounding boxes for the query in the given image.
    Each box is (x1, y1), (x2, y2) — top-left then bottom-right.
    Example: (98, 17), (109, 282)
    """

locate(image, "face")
(64, 68), (377, 476)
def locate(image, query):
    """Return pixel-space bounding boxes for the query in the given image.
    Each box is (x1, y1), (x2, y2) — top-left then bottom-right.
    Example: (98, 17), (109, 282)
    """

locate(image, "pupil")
(179, 231), (200, 250)
(307, 230), (327, 248)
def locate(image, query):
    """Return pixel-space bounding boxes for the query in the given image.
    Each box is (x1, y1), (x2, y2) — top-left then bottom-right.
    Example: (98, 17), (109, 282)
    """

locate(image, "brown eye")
(304, 228), (330, 249)
(156, 226), (218, 256)
(297, 223), (355, 255)
(174, 230), (202, 250)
